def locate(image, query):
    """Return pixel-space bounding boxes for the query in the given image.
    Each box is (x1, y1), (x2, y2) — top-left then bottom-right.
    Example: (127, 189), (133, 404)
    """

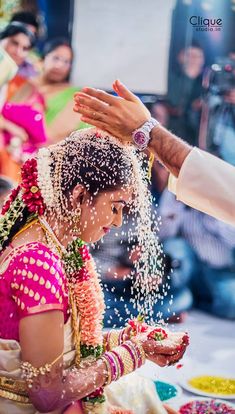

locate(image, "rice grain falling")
(38, 127), (166, 324)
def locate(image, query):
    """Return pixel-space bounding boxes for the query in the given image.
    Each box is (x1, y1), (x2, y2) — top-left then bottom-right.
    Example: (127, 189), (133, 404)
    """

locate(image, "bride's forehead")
(102, 189), (132, 202)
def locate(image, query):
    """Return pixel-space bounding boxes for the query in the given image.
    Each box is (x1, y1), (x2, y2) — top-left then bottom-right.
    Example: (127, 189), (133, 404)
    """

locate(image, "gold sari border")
(25, 303), (64, 315)
(0, 376), (29, 404)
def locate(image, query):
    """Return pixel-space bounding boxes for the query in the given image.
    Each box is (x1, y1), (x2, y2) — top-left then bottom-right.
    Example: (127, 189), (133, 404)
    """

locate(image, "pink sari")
(0, 75), (47, 181)
(0, 242), (166, 414)
(0, 242), (69, 341)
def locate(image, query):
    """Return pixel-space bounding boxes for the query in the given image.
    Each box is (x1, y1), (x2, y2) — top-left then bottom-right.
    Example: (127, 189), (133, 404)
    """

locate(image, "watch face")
(134, 131), (147, 146)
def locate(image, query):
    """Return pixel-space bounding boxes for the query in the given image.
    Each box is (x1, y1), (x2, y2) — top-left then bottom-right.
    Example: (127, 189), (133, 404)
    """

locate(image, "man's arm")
(148, 124), (191, 177)
(74, 80), (235, 226)
(74, 80), (191, 177)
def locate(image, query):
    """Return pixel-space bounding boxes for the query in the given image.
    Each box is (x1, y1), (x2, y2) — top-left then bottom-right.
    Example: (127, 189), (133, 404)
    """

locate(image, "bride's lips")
(103, 227), (110, 234)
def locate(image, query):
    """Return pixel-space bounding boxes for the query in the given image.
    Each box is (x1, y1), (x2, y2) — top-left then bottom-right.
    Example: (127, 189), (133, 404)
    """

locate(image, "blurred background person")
(0, 21), (35, 77)
(10, 10), (40, 78)
(158, 189), (235, 320)
(10, 10), (39, 36)
(168, 42), (205, 146)
(151, 100), (169, 127)
(0, 44), (18, 88)
(201, 51), (235, 166)
(0, 22), (47, 181)
(33, 37), (85, 144)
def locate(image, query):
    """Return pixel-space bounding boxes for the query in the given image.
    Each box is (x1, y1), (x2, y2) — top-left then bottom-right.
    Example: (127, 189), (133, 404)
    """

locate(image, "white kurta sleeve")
(168, 147), (235, 226)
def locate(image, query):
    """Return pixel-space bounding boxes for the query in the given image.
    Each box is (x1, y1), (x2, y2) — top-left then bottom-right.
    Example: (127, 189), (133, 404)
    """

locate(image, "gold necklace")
(11, 215), (81, 365)
(12, 218), (39, 241)
(38, 216), (81, 365)
(38, 216), (66, 257)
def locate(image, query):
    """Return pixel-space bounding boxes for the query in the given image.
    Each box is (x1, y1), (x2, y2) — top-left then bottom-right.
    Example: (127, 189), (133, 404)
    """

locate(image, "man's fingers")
(75, 82), (137, 105)
(113, 79), (138, 102)
(112, 81), (119, 95)
(77, 87), (116, 106)
(80, 116), (109, 132)
(73, 103), (108, 122)
(74, 93), (110, 114)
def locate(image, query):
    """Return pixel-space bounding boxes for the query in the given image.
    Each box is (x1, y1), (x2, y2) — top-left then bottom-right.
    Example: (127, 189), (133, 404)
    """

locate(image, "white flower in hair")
(37, 147), (54, 208)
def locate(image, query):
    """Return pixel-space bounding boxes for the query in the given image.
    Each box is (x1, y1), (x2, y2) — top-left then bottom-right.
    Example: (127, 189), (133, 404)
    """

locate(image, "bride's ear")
(71, 184), (86, 207)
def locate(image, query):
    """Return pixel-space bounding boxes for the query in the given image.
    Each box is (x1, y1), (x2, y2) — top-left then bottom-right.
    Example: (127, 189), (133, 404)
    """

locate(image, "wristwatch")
(132, 118), (159, 151)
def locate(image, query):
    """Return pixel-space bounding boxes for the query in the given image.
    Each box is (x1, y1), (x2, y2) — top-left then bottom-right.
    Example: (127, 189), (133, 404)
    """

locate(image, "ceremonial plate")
(154, 380), (182, 403)
(171, 397), (235, 413)
(178, 373), (235, 399)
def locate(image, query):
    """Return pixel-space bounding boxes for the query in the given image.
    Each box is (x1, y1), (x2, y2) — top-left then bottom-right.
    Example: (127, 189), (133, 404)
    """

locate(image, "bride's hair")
(56, 132), (133, 199)
(37, 128), (135, 218)
(0, 129), (134, 248)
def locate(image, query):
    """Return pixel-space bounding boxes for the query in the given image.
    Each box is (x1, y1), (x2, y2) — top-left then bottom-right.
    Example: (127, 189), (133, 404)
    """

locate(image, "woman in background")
(0, 22), (46, 181)
(34, 38), (86, 144)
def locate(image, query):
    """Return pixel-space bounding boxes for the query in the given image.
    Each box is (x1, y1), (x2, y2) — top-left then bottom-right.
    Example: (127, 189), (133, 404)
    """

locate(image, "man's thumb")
(113, 80), (137, 102)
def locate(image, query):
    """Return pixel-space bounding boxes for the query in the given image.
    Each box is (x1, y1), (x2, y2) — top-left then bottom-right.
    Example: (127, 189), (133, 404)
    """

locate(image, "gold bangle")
(137, 342), (146, 365)
(108, 329), (121, 349)
(110, 352), (121, 380)
(100, 356), (112, 385)
(112, 346), (135, 376)
(131, 339), (146, 366)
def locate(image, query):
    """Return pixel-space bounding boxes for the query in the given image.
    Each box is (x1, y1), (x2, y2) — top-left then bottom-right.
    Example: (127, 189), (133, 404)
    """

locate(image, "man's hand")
(73, 80), (150, 142)
(74, 80), (191, 177)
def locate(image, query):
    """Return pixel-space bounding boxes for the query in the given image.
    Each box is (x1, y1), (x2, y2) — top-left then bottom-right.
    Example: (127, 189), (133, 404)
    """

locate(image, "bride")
(0, 127), (188, 413)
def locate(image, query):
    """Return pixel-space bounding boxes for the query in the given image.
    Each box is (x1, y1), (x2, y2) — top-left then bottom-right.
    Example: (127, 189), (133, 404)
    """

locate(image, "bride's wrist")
(104, 326), (132, 351)
(101, 340), (146, 384)
(133, 336), (149, 358)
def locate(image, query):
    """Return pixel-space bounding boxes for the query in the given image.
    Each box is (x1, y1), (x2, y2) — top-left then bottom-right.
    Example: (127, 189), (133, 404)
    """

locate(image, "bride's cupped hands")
(126, 319), (189, 368)
(140, 330), (189, 367)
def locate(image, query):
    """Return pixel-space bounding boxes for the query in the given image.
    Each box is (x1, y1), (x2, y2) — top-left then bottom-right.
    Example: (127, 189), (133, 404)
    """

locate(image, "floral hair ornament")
(37, 147), (54, 208)
(1, 185), (21, 215)
(21, 158), (46, 215)
(0, 157), (46, 251)
(0, 185), (24, 250)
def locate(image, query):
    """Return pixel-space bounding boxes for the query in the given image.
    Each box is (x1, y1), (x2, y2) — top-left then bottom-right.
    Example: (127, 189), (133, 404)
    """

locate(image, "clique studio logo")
(189, 16), (222, 31)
